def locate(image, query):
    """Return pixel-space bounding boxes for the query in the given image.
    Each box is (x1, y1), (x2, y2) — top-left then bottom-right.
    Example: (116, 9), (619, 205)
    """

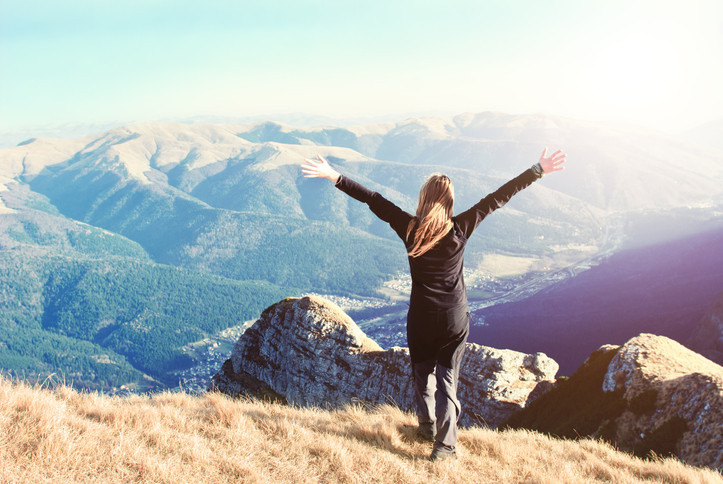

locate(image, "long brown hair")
(406, 173), (454, 257)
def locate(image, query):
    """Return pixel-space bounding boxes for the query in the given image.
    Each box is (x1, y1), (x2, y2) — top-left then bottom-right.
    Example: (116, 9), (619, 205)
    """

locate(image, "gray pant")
(413, 360), (461, 449)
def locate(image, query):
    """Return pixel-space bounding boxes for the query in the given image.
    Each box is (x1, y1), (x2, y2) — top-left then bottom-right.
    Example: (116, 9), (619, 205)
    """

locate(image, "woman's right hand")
(300, 155), (341, 183)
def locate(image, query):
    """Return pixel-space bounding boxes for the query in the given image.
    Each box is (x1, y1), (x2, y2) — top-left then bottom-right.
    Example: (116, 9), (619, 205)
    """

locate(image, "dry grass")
(1, 376), (720, 484)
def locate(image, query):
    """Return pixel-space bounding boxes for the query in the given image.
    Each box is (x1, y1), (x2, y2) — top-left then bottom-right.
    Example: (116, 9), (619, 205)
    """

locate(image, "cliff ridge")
(210, 295), (559, 427)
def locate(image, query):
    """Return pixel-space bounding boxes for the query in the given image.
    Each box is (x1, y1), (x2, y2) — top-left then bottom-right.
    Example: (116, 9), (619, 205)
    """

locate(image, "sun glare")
(585, 28), (680, 112)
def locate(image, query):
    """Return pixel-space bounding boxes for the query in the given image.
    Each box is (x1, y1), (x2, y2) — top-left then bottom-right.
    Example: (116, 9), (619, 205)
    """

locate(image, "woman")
(300, 148), (566, 461)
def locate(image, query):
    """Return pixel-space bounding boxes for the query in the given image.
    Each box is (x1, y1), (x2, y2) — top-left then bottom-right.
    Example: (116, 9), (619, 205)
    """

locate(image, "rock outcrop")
(687, 290), (723, 365)
(602, 333), (723, 471)
(210, 295), (558, 427)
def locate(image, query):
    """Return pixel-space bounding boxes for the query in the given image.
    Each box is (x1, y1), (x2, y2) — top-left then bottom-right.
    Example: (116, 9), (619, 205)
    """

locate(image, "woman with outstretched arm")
(300, 148), (566, 461)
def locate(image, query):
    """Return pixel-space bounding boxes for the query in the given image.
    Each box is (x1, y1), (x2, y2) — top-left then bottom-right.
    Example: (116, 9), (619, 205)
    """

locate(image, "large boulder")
(500, 333), (723, 471)
(210, 295), (558, 427)
(602, 333), (723, 470)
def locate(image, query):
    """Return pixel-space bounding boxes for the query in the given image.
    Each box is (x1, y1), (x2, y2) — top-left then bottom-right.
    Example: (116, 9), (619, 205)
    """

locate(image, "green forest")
(0, 252), (289, 389)
(0, 197), (291, 390)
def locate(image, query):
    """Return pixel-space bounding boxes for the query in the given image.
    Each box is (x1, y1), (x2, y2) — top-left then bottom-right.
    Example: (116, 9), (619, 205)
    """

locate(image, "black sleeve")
(455, 168), (539, 239)
(335, 175), (413, 240)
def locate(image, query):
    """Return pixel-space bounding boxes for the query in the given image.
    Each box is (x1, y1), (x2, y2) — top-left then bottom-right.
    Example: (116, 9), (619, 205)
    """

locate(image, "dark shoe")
(416, 422), (436, 442)
(430, 444), (457, 461)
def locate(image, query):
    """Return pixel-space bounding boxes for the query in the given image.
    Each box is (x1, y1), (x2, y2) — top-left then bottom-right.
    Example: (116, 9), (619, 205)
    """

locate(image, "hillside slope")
(1, 377), (720, 484)
(0, 184), (289, 390)
(2, 121), (606, 293)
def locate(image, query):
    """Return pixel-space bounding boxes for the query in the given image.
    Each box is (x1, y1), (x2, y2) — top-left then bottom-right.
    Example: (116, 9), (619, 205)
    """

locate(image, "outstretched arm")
(456, 147), (567, 238)
(300, 155), (341, 183)
(299, 155), (412, 239)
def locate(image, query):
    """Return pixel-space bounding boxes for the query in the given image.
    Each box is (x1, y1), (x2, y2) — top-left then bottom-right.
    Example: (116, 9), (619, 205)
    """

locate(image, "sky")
(1, 0), (722, 136)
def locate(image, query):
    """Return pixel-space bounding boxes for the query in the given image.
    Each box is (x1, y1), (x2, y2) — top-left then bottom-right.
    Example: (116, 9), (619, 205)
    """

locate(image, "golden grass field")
(1, 376), (720, 483)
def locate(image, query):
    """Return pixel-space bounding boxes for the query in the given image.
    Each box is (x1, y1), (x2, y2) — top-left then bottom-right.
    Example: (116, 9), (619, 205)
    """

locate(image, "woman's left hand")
(300, 155), (341, 183)
(539, 147), (567, 174)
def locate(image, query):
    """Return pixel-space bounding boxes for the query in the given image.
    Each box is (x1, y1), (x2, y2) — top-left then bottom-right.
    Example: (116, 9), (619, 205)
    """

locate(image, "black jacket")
(335, 168), (539, 311)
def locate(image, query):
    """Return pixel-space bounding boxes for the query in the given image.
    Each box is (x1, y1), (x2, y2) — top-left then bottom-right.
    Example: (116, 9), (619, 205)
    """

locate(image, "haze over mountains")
(471, 226), (723, 375)
(1, 112), (721, 390)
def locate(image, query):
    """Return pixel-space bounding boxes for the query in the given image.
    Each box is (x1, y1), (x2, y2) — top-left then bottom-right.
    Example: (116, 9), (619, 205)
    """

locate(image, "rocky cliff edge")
(210, 295), (558, 427)
(602, 333), (723, 470)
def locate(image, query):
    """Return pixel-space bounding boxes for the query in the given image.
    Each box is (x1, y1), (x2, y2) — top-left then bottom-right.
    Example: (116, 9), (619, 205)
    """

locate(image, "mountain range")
(1, 112), (721, 389)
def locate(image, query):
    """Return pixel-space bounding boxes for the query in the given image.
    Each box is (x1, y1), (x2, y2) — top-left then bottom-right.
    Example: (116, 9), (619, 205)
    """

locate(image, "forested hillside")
(0, 184), (287, 390)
